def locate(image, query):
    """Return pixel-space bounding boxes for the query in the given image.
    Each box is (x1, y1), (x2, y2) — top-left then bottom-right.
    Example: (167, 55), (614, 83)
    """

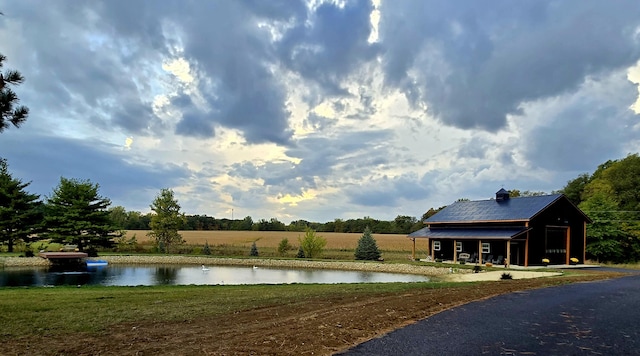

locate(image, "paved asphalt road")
(341, 270), (640, 356)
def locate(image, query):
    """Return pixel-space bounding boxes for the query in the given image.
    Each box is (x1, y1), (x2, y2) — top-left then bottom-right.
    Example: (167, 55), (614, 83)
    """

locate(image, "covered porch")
(408, 227), (531, 267)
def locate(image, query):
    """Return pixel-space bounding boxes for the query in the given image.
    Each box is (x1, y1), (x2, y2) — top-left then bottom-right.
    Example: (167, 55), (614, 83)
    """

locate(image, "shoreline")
(1, 255), (462, 277)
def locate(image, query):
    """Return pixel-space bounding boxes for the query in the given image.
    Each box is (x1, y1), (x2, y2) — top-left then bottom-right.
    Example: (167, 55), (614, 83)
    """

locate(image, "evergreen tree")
(0, 53), (29, 132)
(44, 177), (117, 251)
(296, 245), (305, 258)
(148, 188), (185, 253)
(250, 241), (259, 256)
(354, 226), (381, 260)
(0, 158), (43, 252)
(202, 241), (211, 255)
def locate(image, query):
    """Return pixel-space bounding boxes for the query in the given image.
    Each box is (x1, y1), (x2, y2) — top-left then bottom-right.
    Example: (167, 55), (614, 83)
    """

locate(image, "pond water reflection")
(0, 265), (430, 287)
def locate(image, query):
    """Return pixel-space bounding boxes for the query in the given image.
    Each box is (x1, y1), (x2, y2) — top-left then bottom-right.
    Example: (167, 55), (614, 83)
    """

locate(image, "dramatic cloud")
(379, 0), (640, 131)
(0, 0), (639, 222)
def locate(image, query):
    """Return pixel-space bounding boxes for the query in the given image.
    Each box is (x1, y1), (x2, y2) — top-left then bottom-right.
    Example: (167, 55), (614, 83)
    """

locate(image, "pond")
(0, 264), (430, 287)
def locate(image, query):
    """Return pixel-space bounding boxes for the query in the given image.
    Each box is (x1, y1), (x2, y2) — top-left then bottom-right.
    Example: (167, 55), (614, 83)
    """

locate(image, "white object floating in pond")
(202, 265), (210, 271)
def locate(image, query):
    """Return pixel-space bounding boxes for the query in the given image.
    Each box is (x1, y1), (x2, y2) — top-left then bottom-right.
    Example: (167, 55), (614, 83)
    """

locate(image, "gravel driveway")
(341, 269), (640, 356)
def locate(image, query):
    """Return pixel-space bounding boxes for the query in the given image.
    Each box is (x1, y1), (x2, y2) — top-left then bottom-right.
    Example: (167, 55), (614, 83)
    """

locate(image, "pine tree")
(203, 241), (211, 255)
(0, 158), (42, 252)
(250, 241), (259, 256)
(0, 53), (29, 132)
(354, 226), (381, 260)
(296, 246), (305, 258)
(43, 177), (117, 251)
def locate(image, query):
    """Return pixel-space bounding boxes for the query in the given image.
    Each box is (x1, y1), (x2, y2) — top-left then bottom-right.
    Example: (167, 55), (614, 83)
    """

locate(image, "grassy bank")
(0, 282), (436, 337)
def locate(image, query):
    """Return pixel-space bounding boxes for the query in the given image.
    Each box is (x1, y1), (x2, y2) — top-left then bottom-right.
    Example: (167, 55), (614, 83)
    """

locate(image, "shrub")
(22, 243), (35, 257)
(277, 238), (293, 256)
(86, 247), (98, 257)
(500, 272), (513, 280)
(298, 228), (326, 259)
(473, 265), (482, 273)
(354, 227), (381, 261)
(250, 241), (259, 256)
(203, 241), (211, 255)
(115, 232), (138, 252)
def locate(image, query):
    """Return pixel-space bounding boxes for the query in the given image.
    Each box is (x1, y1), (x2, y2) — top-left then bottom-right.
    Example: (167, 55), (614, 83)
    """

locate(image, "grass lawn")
(0, 282), (438, 337)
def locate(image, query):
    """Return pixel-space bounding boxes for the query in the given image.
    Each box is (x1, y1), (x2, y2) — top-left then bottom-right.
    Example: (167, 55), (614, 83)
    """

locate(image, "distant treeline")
(109, 207), (426, 235)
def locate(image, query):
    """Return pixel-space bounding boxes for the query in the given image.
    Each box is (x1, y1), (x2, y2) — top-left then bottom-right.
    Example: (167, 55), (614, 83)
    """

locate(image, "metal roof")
(408, 227), (529, 240)
(424, 194), (563, 223)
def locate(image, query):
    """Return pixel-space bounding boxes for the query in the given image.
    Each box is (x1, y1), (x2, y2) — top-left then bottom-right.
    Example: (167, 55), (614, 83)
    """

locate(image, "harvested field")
(126, 230), (429, 252)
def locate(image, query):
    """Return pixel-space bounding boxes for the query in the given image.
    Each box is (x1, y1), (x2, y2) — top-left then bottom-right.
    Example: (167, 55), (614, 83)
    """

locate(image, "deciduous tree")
(298, 228), (326, 259)
(148, 188), (185, 253)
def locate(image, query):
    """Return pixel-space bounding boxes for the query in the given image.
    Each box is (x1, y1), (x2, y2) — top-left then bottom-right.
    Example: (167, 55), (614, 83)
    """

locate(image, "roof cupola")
(496, 188), (510, 202)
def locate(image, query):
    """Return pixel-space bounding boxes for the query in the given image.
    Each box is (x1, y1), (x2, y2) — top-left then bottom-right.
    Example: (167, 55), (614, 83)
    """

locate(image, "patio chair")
(469, 252), (478, 263)
(484, 255), (494, 264)
(492, 255), (503, 264)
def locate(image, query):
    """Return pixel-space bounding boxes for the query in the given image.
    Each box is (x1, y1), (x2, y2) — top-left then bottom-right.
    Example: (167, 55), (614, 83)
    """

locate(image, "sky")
(1, 0), (640, 223)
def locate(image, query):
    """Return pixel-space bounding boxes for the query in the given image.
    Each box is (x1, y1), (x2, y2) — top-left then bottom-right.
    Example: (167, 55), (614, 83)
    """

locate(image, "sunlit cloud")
(162, 57), (194, 84)
(0, 0), (639, 222)
(124, 136), (133, 150)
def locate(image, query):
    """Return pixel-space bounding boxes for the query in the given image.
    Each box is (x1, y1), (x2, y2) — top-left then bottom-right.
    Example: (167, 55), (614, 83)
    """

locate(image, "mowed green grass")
(0, 283), (439, 338)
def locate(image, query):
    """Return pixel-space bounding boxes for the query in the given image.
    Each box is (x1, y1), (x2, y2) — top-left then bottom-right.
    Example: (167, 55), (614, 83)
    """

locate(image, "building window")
(456, 241), (462, 252)
(482, 243), (490, 254)
(433, 241), (441, 251)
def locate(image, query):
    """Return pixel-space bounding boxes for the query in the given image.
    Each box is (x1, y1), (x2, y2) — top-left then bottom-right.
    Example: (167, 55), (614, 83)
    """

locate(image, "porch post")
(583, 222), (587, 263)
(411, 238), (416, 261)
(478, 240), (482, 263)
(524, 232), (529, 267)
(565, 226), (571, 265)
(505, 240), (511, 267)
(453, 240), (457, 263)
(430, 240), (435, 261)
(426, 238), (430, 260)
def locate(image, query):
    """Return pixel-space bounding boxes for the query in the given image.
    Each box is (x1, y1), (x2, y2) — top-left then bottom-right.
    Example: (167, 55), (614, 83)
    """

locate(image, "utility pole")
(232, 208), (234, 221)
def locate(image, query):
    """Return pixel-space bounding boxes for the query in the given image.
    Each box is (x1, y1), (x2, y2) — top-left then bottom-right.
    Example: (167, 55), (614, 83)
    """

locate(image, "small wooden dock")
(39, 252), (88, 268)
(39, 252), (89, 259)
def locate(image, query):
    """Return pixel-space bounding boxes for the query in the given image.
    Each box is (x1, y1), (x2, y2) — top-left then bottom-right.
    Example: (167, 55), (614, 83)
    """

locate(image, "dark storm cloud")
(457, 137), (489, 160)
(348, 174), (430, 207)
(172, 94), (216, 138)
(277, 0), (378, 96)
(1, 1), (304, 144)
(523, 78), (639, 172)
(1, 1), (168, 135)
(379, 0), (640, 131)
(0, 132), (190, 206)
